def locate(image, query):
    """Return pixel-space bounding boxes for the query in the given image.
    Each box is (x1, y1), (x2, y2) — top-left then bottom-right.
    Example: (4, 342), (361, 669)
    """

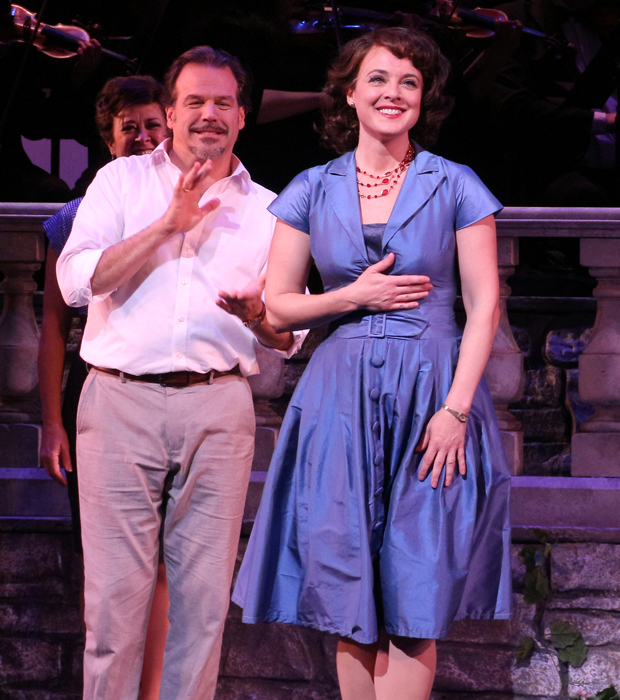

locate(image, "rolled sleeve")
(56, 247), (107, 306)
(265, 328), (308, 359)
(56, 161), (126, 307)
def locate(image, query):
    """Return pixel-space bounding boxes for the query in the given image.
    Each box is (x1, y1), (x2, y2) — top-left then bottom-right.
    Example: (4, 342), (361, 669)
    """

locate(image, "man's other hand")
(216, 274), (265, 322)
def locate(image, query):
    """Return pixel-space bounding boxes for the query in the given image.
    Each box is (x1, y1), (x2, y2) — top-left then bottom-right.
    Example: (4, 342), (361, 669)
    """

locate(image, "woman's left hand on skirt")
(415, 410), (467, 488)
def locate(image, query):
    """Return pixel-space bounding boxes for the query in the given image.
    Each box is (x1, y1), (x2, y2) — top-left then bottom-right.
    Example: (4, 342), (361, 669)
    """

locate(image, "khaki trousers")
(77, 369), (255, 700)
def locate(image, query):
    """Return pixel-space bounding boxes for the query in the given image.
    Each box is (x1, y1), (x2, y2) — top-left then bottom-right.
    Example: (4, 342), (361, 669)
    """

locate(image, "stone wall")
(2, 526), (618, 699)
(0, 525), (83, 700)
(219, 540), (620, 700)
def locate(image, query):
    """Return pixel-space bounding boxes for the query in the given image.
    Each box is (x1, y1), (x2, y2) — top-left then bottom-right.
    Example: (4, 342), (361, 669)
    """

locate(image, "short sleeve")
(267, 169), (311, 234)
(455, 165), (503, 231)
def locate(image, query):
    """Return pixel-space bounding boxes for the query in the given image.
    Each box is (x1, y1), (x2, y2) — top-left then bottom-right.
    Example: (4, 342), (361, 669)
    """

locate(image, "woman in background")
(234, 27), (511, 699)
(38, 75), (170, 700)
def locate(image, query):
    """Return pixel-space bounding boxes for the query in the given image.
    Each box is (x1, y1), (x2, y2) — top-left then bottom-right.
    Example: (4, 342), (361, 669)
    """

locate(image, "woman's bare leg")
(374, 634), (436, 700)
(140, 560), (170, 700)
(337, 638), (379, 700)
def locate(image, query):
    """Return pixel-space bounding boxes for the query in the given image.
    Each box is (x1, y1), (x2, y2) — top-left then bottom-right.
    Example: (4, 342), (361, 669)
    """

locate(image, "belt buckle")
(369, 314), (386, 338)
(159, 372), (190, 388)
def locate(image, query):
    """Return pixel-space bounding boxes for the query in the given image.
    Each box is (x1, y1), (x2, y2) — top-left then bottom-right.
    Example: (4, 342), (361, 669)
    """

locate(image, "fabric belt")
(89, 365), (241, 388)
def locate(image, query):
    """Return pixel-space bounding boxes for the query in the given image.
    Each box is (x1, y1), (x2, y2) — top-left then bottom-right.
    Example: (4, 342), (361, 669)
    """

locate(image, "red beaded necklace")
(357, 143), (415, 199)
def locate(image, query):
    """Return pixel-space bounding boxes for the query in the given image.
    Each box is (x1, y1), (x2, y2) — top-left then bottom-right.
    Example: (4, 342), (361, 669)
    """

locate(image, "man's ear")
(238, 106), (246, 131)
(166, 105), (175, 130)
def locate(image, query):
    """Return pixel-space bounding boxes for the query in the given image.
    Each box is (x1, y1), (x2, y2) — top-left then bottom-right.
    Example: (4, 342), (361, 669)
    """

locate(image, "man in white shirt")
(57, 46), (302, 700)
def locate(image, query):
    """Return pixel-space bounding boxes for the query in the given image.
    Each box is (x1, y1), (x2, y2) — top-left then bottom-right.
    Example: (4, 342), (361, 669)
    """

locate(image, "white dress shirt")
(57, 139), (304, 376)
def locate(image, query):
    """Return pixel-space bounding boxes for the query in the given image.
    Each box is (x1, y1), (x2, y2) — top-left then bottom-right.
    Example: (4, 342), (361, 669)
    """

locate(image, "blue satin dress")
(232, 148), (512, 643)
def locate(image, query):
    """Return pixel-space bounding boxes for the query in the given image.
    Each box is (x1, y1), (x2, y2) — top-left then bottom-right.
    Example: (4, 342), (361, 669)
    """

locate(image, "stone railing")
(1, 203), (619, 538)
(493, 208), (620, 540)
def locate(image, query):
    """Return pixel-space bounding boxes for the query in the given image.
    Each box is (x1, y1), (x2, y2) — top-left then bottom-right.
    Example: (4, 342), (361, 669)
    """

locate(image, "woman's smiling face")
(108, 102), (169, 158)
(347, 45), (424, 144)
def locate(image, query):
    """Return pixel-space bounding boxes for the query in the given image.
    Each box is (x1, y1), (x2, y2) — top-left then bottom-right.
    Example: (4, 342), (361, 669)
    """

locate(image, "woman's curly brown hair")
(321, 27), (453, 154)
(95, 76), (168, 148)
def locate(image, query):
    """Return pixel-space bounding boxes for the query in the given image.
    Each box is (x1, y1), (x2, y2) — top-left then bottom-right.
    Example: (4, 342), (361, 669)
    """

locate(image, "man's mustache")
(190, 125), (228, 135)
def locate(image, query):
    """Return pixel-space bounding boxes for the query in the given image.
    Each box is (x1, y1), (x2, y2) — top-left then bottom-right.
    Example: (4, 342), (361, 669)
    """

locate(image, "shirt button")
(181, 279), (188, 285)
(372, 421), (380, 436)
(371, 356), (384, 368)
(374, 453), (384, 466)
(369, 388), (380, 401)
(185, 245), (191, 252)
(178, 317), (184, 322)
(176, 353), (183, 359)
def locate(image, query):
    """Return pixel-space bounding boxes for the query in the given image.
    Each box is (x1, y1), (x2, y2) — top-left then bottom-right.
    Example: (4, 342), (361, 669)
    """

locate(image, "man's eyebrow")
(183, 93), (236, 102)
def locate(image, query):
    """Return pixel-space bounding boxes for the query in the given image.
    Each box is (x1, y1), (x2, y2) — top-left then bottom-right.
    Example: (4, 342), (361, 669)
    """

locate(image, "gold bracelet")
(242, 301), (266, 329)
(442, 404), (468, 423)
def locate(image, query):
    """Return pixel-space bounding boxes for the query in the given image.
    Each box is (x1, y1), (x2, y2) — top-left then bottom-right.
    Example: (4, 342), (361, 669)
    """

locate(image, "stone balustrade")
(495, 208), (620, 481)
(2, 203), (620, 700)
(1, 203), (620, 536)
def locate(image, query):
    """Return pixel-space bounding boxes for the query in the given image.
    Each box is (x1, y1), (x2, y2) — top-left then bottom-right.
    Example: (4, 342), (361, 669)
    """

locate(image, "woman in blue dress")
(233, 27), (511, 699)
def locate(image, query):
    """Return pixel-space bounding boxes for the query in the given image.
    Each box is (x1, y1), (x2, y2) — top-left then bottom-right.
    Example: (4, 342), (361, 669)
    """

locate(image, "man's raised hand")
(162, 160), (220, 236)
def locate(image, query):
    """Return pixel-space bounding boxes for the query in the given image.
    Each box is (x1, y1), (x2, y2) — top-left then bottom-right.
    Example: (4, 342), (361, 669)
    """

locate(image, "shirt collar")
(147, 139), (171, 168)
(148, 139), (251, 190)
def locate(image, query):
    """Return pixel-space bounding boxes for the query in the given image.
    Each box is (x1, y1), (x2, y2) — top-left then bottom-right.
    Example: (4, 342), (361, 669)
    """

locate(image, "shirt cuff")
(266, 328), (308, 359)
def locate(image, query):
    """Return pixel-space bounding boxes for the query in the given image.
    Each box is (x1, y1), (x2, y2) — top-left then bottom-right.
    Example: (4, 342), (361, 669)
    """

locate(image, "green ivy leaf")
(519, 545), (538, 569)
(533, 528), (550, 543)
(557, 636), (588, 668)
(592, 686), (620, 700)
(516, 636), (536, 663)
(549, 620), (582, 649)
(523, 568), (549, 605)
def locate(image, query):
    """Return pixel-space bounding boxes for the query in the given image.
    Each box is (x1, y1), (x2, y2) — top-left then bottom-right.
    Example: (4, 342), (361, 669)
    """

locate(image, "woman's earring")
(349, 101), (355, 107)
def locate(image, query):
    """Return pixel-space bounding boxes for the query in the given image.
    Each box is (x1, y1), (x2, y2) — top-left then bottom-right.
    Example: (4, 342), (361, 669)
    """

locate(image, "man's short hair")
(164, 46), (253, 114)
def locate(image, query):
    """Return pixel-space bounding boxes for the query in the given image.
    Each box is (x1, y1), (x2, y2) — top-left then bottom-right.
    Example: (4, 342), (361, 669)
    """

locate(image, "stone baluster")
(572, 238), (620, 477)
(245, 344), (286, 525)
(0, 261), (41, 421)
(0, 204), (50, 423)
(483, 235), (525, 475)
(248, 343), (285, 433)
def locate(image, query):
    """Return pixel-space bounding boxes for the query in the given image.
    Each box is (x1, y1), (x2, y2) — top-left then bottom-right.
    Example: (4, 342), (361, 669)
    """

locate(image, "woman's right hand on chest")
(347, 252), (432, 311)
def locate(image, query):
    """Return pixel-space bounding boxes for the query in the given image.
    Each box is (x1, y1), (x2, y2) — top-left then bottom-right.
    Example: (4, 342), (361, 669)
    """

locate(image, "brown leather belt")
(90, 365), (241, 388)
